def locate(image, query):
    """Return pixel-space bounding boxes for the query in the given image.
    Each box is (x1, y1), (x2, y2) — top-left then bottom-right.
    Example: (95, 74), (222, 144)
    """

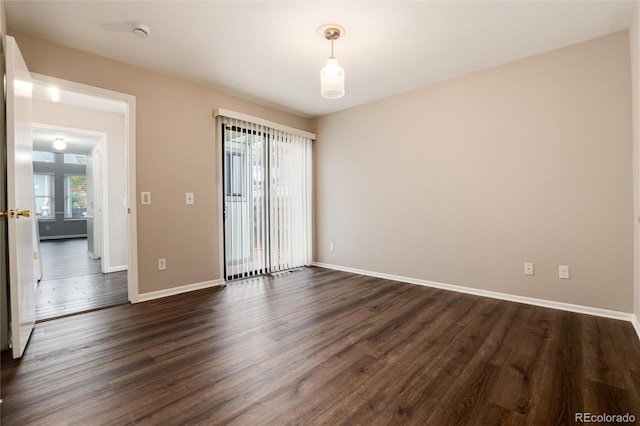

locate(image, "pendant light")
(320, 27), (345, 99)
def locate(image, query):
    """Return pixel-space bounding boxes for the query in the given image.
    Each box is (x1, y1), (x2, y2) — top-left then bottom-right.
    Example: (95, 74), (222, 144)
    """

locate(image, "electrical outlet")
(158, 258), (166, 271)
(329, 242), (335, 252)
(524, 262), (534, 276)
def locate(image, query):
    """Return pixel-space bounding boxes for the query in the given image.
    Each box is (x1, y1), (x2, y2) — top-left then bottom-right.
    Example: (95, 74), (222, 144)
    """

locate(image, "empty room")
(1, 1), (640, 425)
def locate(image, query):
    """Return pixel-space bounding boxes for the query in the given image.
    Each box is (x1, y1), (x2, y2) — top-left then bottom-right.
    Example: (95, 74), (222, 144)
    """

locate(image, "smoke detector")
(132, 24), (150, 38)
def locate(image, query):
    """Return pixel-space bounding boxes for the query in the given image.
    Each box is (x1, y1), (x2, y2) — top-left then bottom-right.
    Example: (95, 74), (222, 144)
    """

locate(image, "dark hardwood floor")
(2, 267), (639, 425)
(39, 238), (102, 280)
(36, 239), (128, 321)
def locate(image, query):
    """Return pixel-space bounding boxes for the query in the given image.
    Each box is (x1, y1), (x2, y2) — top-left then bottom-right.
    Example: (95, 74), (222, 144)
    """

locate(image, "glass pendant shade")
(320, 58), (345, 99)
(52, 139), (66, 150)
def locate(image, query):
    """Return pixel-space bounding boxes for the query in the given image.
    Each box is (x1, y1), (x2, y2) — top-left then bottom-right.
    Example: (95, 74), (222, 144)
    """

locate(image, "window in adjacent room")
(64, 175), (88, 219)
(34, 173), (54, 219)
(33, 151), (54, 163)
(64, 153), (87, 164)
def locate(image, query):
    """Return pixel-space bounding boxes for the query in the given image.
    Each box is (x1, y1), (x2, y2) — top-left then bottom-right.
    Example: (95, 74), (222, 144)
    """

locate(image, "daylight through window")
(64, 175), (88, 219)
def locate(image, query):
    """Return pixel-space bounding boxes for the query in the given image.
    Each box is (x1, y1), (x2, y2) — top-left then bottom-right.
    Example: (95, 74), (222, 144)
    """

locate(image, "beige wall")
(631, 4), (640, 323)
(313, 31), (634, 312)
(10, 30), (312, 295)
(0, 0), (5, 39)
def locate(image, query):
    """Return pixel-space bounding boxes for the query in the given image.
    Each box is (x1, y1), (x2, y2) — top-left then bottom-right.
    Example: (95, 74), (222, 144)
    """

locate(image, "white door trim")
(30, 73), (139, 303)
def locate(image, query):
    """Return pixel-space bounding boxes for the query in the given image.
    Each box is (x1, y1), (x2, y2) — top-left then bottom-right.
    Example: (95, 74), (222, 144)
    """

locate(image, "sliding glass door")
(223, 125), (268, 279)
(222, 118), (311, 281)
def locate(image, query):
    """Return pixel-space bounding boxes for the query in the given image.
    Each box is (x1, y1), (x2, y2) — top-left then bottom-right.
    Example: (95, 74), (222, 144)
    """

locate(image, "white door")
(6, 36), (36, 359)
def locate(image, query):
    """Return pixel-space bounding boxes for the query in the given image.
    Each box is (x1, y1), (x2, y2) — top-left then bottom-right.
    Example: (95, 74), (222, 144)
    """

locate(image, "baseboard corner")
(632, 315), (640, 341)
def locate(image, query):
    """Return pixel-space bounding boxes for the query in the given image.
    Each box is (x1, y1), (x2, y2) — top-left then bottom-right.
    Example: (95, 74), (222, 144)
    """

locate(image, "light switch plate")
(141, 192), (151, 206)
(186, 192), (194, 205)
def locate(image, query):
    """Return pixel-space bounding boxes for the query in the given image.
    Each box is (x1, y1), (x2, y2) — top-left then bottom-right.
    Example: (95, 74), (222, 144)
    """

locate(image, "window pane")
(65, 175), (87, 219)
(34, 174), (51, 196)
(33, 151), (54, 162)
(34, 174), (54, 219)
(35, 197), (53, 219)
(225, 152), (245, 196)
(64, 154), (87, 164)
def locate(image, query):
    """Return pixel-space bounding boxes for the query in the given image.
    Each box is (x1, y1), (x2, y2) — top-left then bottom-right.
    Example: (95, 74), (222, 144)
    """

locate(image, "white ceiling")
(6, 1), (638, 118)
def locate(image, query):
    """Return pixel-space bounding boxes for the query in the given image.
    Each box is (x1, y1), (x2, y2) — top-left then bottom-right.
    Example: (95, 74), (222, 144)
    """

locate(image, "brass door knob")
(1, 209), (31, 218)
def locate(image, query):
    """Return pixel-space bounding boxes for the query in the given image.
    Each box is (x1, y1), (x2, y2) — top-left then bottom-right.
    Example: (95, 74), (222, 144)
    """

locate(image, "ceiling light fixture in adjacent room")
(52, 137), (66, 151)
(320, 25), (345, 99)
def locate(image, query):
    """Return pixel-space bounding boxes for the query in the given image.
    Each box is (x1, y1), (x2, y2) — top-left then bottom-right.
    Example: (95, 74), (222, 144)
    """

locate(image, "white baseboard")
(312, 262), (640, 339)
(632, 315), (640, 340)
(137, 279), (224, 303)
(39, 234), (87, 240)
(106, 265), (128, 273)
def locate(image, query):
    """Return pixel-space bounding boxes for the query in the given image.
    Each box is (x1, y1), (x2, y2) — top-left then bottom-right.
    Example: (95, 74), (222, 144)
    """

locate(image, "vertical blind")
(220, 115), (312, 281)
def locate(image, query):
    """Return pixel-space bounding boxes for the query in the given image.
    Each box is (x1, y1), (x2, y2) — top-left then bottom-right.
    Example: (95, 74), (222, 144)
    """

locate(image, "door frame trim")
(31, 73), (139, 302)
(216, 120), (225, 283)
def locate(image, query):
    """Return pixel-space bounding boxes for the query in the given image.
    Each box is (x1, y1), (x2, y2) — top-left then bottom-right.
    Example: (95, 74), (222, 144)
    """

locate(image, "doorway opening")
(32, 124), (127, 320)
(29, 74), (138, 320)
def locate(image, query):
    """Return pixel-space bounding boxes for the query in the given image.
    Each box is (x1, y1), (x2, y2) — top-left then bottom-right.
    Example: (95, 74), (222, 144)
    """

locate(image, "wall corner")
(630, 2), (640, 326)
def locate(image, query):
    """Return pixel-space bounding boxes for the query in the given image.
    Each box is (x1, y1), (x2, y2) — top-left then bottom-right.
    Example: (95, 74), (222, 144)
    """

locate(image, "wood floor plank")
(39, 238), (101, 279)
(2, 267), (640, 425)
(36, 238), (128, 320)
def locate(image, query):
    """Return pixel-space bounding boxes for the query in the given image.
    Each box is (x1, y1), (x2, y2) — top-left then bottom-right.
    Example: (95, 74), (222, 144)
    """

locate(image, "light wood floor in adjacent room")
(36, 238), (128, 321)
(2, 267), (639, 425)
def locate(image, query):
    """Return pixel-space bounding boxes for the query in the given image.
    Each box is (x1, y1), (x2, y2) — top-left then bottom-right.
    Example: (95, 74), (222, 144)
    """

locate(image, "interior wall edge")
(631, 0), (640, 331)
